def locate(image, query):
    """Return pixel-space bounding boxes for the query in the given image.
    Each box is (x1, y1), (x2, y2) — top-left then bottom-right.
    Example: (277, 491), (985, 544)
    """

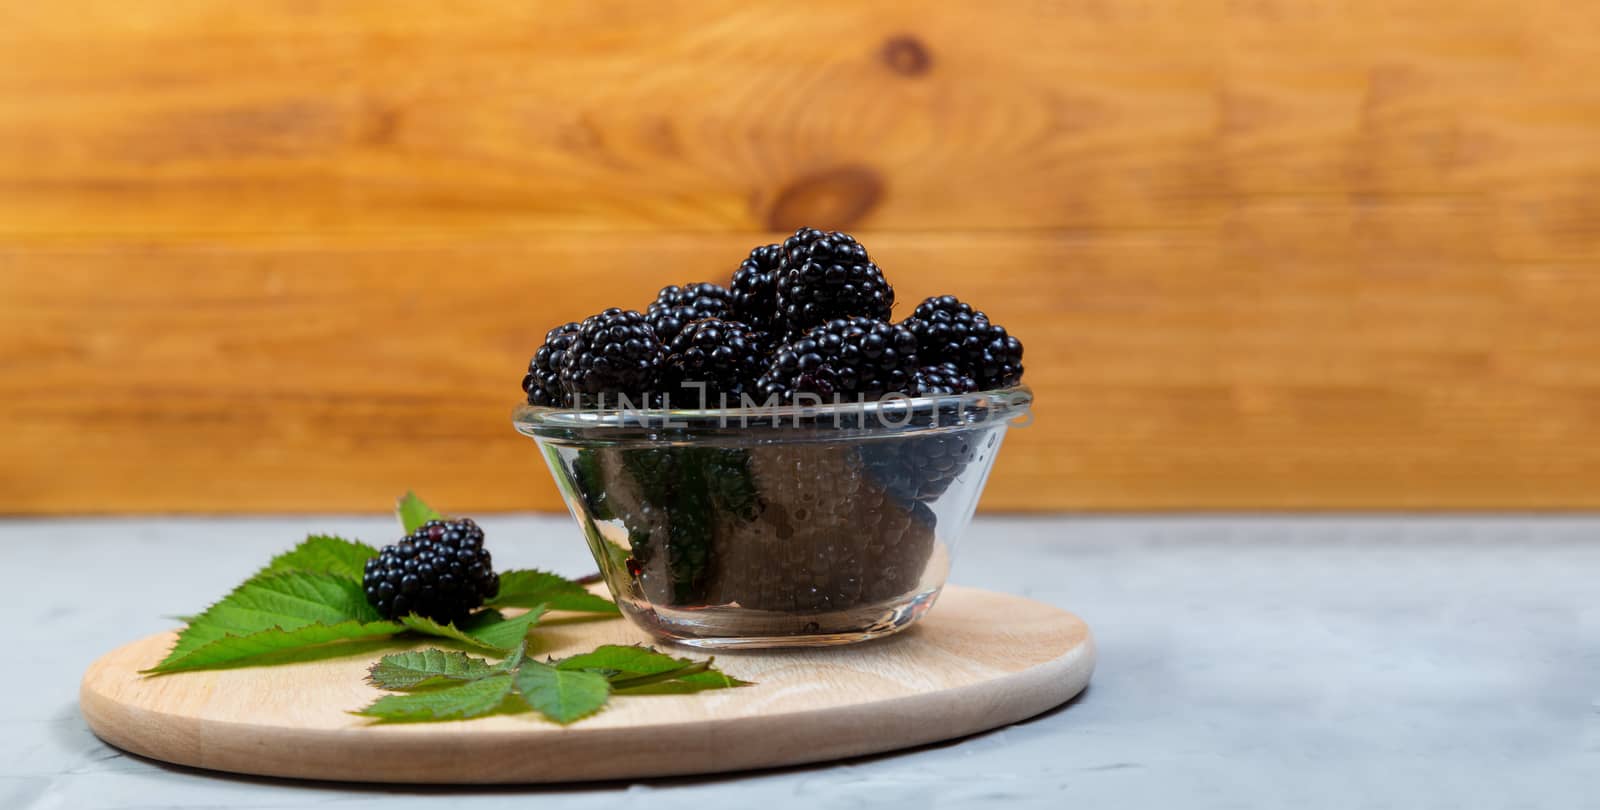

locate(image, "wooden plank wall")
(3, 1), (1599, 513)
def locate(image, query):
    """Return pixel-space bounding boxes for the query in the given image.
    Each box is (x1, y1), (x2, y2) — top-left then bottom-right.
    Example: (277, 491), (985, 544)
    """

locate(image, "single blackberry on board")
(755, 317), (919, 402)
(522, 321), (581, 407)
(775, 229), (895, 339)
(561, 308), (665, 407)
(645, 282), (734, 346)
(901, 295), (1025, 389)
(730, 243), (784, 337)
(363, 518), (500, 624)
(663, 317), (767, 404)
(909, 361), (979, 397)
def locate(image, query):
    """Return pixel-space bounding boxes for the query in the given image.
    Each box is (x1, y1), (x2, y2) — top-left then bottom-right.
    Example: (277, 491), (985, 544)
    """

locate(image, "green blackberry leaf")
(398, 615), (498, 654)
(465, 607), (548, 652)
(555, 644), (682, 674)
(608, 660), (712, 691)
(494, 640), (528, 672)
(161, 571), (383, 665)
(354, 673), (518, 723)
(555, 644), (750, 691)
(367, 649), (500, 690)
(399, 607), (547, 655)
(366, 641), (526, 690)
(396, 491), (443, 535)
(146, 619), (402, 674)
(662, 668), (749, 691)
(487, 570), (619, 614)
(513, 661), (611, 724)
(261, 535), (377, 582)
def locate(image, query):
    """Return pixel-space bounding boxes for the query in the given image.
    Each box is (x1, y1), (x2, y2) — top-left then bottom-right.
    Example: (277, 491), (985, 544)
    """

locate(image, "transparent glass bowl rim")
(512, 385), (1032, 441)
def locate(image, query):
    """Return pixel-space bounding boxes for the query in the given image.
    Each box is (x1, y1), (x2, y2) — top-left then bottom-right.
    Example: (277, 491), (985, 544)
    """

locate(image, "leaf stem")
(607, 659), (713, 691)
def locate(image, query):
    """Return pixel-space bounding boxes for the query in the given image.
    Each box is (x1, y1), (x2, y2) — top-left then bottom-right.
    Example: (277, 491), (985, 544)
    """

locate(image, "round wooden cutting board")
(81, 586), (1094, 784)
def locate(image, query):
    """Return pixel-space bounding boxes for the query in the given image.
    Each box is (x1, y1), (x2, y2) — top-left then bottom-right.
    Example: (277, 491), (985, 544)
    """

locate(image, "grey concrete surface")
(2, 514), (1595, 809)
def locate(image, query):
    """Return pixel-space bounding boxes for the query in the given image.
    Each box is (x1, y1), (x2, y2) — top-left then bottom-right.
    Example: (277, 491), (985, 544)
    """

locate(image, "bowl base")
(628, 588), (943, 649)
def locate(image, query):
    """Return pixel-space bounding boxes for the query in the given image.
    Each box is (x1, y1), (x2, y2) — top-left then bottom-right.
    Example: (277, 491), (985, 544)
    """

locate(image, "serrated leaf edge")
(352, 673), (518, 723)
(144, 619), (403, 674)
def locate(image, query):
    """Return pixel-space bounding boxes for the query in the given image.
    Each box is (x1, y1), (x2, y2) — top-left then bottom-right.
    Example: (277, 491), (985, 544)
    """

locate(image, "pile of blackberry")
(519, 228), (1026, 616)
(519, 227), (1024, 407)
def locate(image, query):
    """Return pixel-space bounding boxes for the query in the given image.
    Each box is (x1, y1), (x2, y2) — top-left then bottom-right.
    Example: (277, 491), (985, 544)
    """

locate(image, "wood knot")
(880, 35), (932, 76)
(363, 104), (403, 146)
(764, 165), (885, 232)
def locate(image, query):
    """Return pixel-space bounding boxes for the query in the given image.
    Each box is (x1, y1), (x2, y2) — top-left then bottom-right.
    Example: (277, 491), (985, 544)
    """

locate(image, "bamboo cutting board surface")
(79, 586), (1094, 784)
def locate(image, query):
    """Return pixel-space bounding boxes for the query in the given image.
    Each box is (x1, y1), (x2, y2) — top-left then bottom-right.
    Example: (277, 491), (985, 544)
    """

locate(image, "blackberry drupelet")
(978, 332), (1025, 389)
(363, 518), (500, 624)
(663, 317), (767, 404)
(862, 429), (985, 506)
(774, 229), (895, 339)
(561, 308), (665, 406)
(729, 243), (784, 336)
(861, 360), (991, 505)
(522, 322), (581, 407)
(909, 361), (979, 397)
(901, 295), (1025, 389)
(645, 282), (734, 346)
(756, 317), (919, 402)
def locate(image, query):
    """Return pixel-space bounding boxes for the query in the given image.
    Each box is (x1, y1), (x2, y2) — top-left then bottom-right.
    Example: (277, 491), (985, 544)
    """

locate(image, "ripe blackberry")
(363, 518), (499, 624)
(645, 282), (734, 346)
(909, 361), (978, 397)
(775, 228), (895, 339)
(902, 295), (1024, 389)
(729, 243), (783, 336)
(756, 317), (919, 402)
(979, 333), (1025, 389)
(862, 428), (992, 506)
(561, 308), (665, 407)
(865, 361), (985, 507)
(521, 322), (580, 407)
(663, 318), (766, 404)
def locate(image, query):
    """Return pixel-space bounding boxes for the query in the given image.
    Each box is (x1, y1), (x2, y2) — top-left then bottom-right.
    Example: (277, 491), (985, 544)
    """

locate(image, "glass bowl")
(512, 386), (1032, 648)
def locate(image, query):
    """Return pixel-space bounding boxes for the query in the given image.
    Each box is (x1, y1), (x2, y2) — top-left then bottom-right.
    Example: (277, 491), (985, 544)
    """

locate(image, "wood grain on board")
(79, 586), (1095, 783)
(4, 1), (1600, 512)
